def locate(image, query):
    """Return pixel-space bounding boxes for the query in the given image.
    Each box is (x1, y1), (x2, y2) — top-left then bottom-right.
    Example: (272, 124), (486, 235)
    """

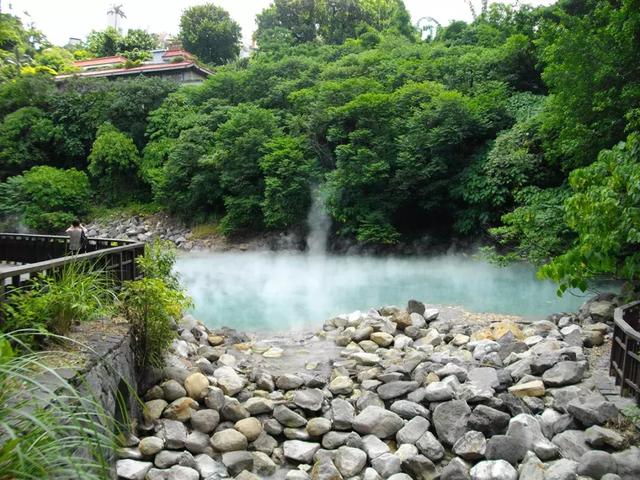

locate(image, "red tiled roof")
(55, 61), (213, 80)
(162, 49), (193, 59)
(73, 55), (127, 67)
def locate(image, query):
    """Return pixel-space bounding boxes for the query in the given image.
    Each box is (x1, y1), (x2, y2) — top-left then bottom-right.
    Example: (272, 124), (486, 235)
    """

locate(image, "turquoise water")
(175, 251), (594, 332)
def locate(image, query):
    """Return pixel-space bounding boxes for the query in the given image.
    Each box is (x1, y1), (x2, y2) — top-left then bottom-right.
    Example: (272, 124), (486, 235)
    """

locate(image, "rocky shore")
(115, 298), (639, 480)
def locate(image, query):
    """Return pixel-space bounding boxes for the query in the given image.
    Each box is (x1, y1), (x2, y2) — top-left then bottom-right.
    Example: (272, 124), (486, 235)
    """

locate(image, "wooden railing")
(610, 301), (640, 403)
(1, 233), (145, 303)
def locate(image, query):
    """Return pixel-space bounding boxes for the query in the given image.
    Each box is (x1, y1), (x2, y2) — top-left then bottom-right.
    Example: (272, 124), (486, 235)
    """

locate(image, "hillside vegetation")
(0, 0), (638, 293)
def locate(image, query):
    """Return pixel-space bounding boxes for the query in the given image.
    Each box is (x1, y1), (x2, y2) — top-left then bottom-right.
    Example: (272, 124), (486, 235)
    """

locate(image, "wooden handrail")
(610, 301), (640, 403)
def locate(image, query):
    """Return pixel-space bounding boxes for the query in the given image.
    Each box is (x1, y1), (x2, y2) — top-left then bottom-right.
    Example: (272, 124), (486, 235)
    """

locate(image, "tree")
(87, 123), (141, 202)
(260, 135), (314, 229)
(540, 132), (640, 294)
(107, 4), (127, 32)
(0, 166), (91, 232)
(0, 106), (60, 180)
(33, 46), (76, 73)
(179, 4), (241, 65)
(86, 27), (122, 57)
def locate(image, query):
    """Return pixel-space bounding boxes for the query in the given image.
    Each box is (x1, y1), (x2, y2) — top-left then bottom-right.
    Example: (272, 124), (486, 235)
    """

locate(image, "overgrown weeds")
(0, 330), (121, 480)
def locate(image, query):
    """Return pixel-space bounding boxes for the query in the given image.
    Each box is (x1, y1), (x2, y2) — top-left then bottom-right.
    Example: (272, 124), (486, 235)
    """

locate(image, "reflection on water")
(175, 251), (591, 332)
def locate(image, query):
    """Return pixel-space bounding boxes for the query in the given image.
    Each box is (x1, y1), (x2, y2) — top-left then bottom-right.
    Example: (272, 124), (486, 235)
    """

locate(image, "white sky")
(7, 0), (556, 47)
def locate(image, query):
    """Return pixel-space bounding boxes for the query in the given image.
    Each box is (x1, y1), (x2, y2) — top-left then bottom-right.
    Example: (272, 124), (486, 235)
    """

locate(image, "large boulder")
(353, 406), (404, 439)
(506, 414), (558, 460)
(542, 361), (587, 387)
(567, 393), (618, 427)
(577, 450), (617, 479)
(432, 400), (472, 446)
(335, 446), (368, 477)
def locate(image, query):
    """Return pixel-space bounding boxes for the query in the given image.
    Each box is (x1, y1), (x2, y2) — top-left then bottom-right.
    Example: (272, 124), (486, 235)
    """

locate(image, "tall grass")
(0, 331), (122, 480)
(1, 260), (117, 344)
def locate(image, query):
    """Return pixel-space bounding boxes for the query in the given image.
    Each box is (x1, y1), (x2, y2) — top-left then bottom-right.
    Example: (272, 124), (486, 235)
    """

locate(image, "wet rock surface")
(117, 298), (637, 479)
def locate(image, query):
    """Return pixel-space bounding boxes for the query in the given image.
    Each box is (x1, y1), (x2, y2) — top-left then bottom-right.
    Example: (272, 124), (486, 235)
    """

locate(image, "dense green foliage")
(0, 166), (91, 231)
(0, 0), (638, 292)
(179, 3), (242, 65)
(86, 27), (158, 59)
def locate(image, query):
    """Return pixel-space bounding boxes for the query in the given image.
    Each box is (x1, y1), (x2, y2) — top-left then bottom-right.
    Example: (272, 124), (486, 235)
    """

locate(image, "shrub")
(119, 278), (191, 369)
(120, 241), (191, 368)
(1, 261), (116, 343)
(0, 331), (120, 479)
(0, 166), (91, 232)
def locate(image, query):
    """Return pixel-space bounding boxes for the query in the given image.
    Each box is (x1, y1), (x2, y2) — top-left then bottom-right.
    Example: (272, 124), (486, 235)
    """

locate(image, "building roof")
(55, 61), (214, 81)
(162, 49), (194, 60)
(73, 55), (127, 67)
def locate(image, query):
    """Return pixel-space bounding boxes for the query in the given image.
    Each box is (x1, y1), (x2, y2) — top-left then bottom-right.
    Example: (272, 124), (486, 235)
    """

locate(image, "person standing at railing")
(66, 220), (88, 255)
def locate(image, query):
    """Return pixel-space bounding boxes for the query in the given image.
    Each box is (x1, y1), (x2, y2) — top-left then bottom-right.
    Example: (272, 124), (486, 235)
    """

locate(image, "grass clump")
(1, 261), (117, 346)
(0, 331), (120, 479)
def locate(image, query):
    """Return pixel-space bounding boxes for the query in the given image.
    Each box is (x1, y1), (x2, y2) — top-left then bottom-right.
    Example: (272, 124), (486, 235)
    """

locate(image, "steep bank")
(116, 297), (639, 480)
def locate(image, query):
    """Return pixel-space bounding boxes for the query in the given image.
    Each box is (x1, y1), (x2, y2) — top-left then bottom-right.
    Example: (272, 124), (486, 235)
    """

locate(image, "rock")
(244, 397), (275, 415)
(161, 380), (187, 402)
(204, 386), (226, 411)
(252, 451), (277, 476)
(255, 372), (275, 392)
(435, 363), (468, 382)
(307, 417), (332, 437)
(371, 332), (394, 347)
(214, 366), (245, 396)
(577, 450), (617, 479)
(393, 311), (413, 329)
(468, 405), (510, 437)
(154, 450), (183, 469)
(146, 465), (200, 480)
(139, 436), (164, 456)
(251, 431), (278, 455)
(283, 440), (321, 463)
(416, 431), (445, 462)
(116, 460), (153, 480)
(539, 408), (574, 439)
(221, 399), (250, 422)
(144, 399), (168, 423)
(441, 457), (471, 480)
(193, 454), (227, 479)
(453, 431), (486, 461)
(163, 397), (198, 422)
(424, 382), (455, 402)
(613, 446), (640, 480)
(329, 376), (354, 395)
(184, 372), (209, 400)
(390, 399), (429, 419)
(469, 460), (517, 480)
(601, 475), (622, 480)
(551, 430), (590, 461)
(277, 374), (305, 390)
(542, 361), (586, 387)
(506, 413), (559, 460)
(294, 389), (325, 412)
(211, 429), (248, 452)
(235, 471), (260, 480)
(191, 409), (220, 433)
(359, 434), (388, 460)
(396, 416), (431, 445)
(287, 471), (311, 480)
(567, 393), (618, 427)
(508, 380), (545, 398)
(274, 405), (307, 428)
(467, 367), (499, 390)
(222, 451), (254, 477)
(518, 452), (544, 480)
(401, 454), (437, 480)
(485, 435), (526, 465)
(352, 406), (404, 439)
(310, 459), (342, 479)
(585, 425), (626, 450)
(408, 300), (426, 315)
(396, 444), (419, 461)
(331, 398), (355, 430)
(156, 419), (188, 449)
(335, 446), (367, 477)
(544, 458), (578, 480)
(432, 400), (472, 446)
(235, 417), (262, 442)
(371, 453), (402, 477)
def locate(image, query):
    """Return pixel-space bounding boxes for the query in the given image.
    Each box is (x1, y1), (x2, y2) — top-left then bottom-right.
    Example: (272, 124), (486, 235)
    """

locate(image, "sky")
(7, 0), (556, 47)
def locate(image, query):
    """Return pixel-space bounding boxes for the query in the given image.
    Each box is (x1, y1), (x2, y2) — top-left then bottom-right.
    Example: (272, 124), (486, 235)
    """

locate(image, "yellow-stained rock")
(184, 372), (209, 400)
(492, 320), (524, 340)
(208, 335), (224, 346)
(470, 328), (494, 342)
(508, 380), (545, 398)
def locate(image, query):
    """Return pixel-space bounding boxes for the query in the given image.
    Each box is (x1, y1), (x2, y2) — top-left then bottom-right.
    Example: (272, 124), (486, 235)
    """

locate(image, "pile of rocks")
(116, 300), (639, 480)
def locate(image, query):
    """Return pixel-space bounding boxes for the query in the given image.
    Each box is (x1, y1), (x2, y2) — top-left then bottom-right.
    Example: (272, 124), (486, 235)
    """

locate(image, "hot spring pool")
(174, 251), (594, 332)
